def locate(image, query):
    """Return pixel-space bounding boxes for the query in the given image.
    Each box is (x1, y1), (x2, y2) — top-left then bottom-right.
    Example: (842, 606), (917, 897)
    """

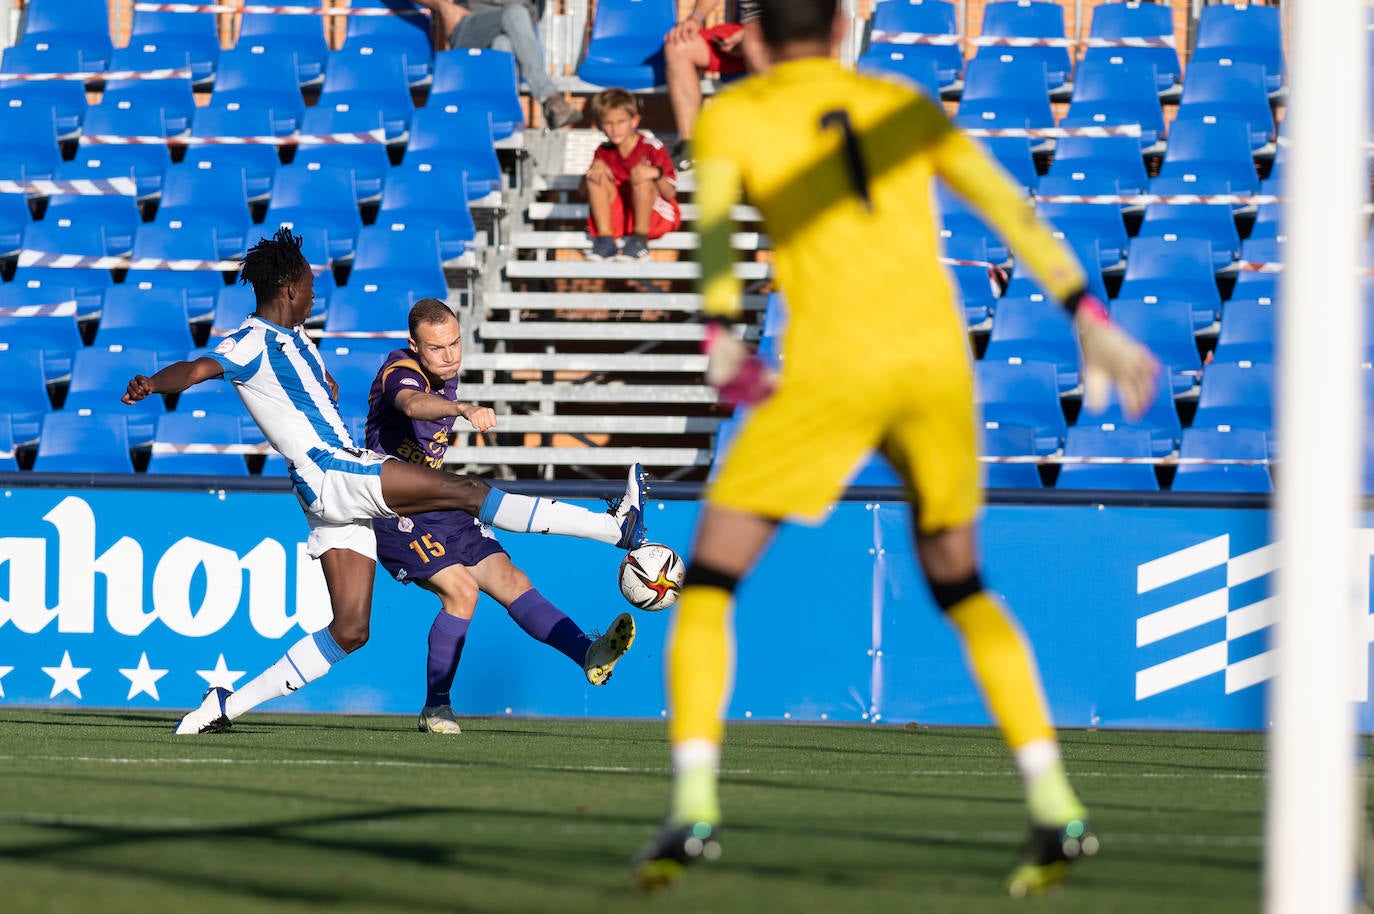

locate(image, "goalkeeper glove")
(1071, 292), (1161, 419)
(703, 318), (776, 407)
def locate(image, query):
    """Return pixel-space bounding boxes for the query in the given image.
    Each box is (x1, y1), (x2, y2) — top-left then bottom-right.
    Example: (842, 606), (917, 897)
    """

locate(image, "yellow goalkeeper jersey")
(694, 57), (1086, 380)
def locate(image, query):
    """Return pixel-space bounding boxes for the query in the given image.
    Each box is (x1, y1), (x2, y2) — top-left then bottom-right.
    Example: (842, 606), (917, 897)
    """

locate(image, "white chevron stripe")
(1137, 589), (1228, 647)
(1137, 535), (1228, 593)
(1136, 642), (1229, 700)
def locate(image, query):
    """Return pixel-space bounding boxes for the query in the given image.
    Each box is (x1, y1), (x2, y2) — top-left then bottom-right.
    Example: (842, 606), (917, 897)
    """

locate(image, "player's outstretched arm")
(121, 357), (225, 404)
(1069, 293), (1161, 420)
(393, 388), (497, 432)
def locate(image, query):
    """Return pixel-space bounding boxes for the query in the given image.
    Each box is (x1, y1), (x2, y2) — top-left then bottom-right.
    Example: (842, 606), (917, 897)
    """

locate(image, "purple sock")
(425, 611), (470, 708)
(506, 589), (592, 667)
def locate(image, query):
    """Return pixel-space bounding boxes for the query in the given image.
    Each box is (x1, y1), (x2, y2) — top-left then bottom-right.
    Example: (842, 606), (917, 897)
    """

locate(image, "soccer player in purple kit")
(365, 298), (637, 734)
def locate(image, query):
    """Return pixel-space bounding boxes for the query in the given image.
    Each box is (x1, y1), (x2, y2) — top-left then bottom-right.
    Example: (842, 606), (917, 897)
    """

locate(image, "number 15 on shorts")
(407, 534), (446, 563)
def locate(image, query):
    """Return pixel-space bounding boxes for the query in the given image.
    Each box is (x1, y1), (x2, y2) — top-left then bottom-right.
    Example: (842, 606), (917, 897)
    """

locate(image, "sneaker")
(610, 462), (648, 548)
(670, 140), (694, 174)
(174, 687), (233, 735)
(542, 95), (581, 129)
(583, 612), (636, 685)
(586, 235), (619, 261)
(1006, 819), (1099, 898)
(616, 235), (651, 262)
(418, 704), (462, 734)
(631, 819), (721, 891)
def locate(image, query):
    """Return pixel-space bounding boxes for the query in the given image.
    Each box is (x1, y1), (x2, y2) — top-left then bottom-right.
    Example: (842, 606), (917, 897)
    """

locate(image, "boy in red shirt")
(584, 88), (682, 261)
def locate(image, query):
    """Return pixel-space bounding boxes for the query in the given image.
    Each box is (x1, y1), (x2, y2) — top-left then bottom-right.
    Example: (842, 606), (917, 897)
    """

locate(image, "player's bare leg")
(379, 459), (646, 548)
(664, 34), (710, 147)
(917, 523), (1097, 895)
(633, 504), (778, 889)
(584, 159), (620, 259)
(415, 566), (481, 734)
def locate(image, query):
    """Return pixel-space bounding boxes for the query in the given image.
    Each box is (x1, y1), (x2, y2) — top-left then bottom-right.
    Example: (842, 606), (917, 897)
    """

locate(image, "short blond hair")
(591, 88), (638, 125)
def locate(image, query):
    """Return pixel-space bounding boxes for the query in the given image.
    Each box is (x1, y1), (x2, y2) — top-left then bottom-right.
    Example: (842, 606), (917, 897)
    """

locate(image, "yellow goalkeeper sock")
(946, 590), (1055, 753)
(666, 585), (733, 823)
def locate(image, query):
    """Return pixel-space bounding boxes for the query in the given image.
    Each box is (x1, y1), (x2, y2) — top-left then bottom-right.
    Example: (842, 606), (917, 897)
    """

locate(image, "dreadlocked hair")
(240, 226), (310, 303)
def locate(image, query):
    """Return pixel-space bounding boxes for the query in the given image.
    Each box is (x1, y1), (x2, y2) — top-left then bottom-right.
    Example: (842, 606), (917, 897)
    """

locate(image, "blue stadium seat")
(865, 0), (963, 91)
(187, 104), (283, 202)
(1000, 234), (1108, 302)
(238, 0), (330, 87)
(64, 345), (165, 445)
(0, 345), (52, 444)
(94, 285), (194, 367)
(321, 284), (418, 356)
(1060, 51), (1165, 149)
(1171, 427), (1271, 493)
(210, 284), (257, 338)
(148, 410), (249, 476)
(577, 0), (677, 90)
(342, 0), (433, 86)
(982, 293), (1079, 393)
(128, 7), (220, 86)
(1034, 174), (1127, 269)
(155, 160), (253, 259)
(21, 219), (117, 322)
(954, 55), (1053, 132)
(1212, 299), (1276, 366)
(858, 48), (942, 100)
(319, 345), (390, 421)
(1055, 426), (1158, 490)
(18, 0), (114, 72)
(60, 141), (165, 203)
(1076, 385), (1181, 458)
(1087, 0), (1181, 96)
(347, 223), (447, 295)
(0, 413), (15, 470)
(210, 46), (306, 137)
(949, 263), (999, 330)
(937, 184), (1007, 265)
(975, 358), (1065, 453)
(1154, 118), (1257, 194)
(405, 104), (501, 199)
(981, 421), (1043, 487)
(1137, 192), (1240, 271)
(1108, 297), (1200, 398)
(0, 190), (33, 256)
(1117, 236), (1221, 332)
(319, 47), (415, 142)
(32, 410), (135, 474)
(104, 45), (198, 135)
(0, 53), (90, 139)
(0, 98), (60, 181)
(172, 370), (262, 445)
(976, 135), (1038, 193)
(976, 0), (1072, 94)
(263, 163), (363, 263)
(1249, 201), (1282, 241)
(127, 223), (239, 324)
(429, 48), (524, 140)
(1046, 135), (1147, 194)
(9, 265), (110, 328)
(1173, 60), (1275, 152)
(42, 191), (141, 259)
(1191, 360), (1273, 434)
(377, 162), (475, 263)
(1193, 2), (1285, 95)
(0, 279), (82, 382)
(296, 105), (393, 205)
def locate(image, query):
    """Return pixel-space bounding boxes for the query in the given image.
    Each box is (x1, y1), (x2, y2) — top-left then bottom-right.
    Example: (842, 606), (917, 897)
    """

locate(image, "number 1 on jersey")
(819, 109), (873, 212)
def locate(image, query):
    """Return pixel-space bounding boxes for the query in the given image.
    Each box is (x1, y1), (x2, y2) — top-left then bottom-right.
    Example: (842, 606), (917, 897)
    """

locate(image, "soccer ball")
(618, 543), (685, 612)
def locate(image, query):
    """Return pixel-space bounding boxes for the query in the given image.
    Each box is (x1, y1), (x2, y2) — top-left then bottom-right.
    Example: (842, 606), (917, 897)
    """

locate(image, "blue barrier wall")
(1, 484), (1366, 729)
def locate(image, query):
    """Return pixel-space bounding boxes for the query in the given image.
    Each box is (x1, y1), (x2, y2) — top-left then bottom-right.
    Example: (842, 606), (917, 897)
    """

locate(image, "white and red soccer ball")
(618, 543), (685, 612)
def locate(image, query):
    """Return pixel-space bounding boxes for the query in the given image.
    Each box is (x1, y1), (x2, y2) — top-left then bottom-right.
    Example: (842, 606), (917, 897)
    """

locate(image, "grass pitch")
(0, 711), (1267, 914)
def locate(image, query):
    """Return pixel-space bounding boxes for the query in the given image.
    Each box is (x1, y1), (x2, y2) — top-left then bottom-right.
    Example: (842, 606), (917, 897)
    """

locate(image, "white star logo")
(0, 665), (12, 698)
(196, 654), (246, 691)
(42, 650), (91, 700)
(119, 652), (169, 701)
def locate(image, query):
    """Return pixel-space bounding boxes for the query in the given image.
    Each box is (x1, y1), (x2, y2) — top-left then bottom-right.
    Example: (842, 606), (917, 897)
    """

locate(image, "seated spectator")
(664, 0), (765, 171)
(416, 0), (581, 128)
(583, 88), (681, 262)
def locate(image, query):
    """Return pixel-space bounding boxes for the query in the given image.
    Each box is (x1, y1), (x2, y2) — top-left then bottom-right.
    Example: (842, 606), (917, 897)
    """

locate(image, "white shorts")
(288, 447), (398, 559)
(305, 514), (378, 560)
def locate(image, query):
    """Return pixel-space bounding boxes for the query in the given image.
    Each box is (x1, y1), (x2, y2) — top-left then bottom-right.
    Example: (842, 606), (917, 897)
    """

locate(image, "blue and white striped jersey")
(208, 315), (355, 469)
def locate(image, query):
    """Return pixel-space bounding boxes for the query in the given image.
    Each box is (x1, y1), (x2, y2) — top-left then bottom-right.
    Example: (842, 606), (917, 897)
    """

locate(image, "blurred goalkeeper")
(631, 0), (1159, 897)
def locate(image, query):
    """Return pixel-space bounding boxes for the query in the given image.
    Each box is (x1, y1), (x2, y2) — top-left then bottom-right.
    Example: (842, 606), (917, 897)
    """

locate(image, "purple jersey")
(365, 348), (460, 469)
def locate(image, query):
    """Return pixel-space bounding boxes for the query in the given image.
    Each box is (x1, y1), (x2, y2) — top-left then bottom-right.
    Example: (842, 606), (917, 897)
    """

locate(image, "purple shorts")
(374, 510), (508, 584)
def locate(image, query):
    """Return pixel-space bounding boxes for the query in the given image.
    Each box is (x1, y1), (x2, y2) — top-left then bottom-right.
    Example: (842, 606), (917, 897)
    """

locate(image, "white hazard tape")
(979, 455), (1272, 466)
(0, 67), (193, 82)
(1035, 193), (1283, 206)
(16, 252), (243, 271)
(963, 125), (1142, 138)
(0, 300), (79, 318)
(80, 128), (386, 146)
(869, 31), (1175, 49)
(132, 3), (425, 15)
(0, 178), (138, 197)
(149, 442), (275, 456)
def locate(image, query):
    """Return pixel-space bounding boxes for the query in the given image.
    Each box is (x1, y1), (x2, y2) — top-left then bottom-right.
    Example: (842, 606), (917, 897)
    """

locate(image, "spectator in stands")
(583, 88), (682, 262)
(664, 0), (766, 172)
(415, 0), (581, 128)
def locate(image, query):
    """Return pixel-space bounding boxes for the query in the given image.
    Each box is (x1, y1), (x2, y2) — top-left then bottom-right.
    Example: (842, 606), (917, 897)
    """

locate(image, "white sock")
(484, 492), (619, 545)
(672, 739), (721, 776)
(1014, 739), (1062, 786)
(224, 629), (345, 719)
